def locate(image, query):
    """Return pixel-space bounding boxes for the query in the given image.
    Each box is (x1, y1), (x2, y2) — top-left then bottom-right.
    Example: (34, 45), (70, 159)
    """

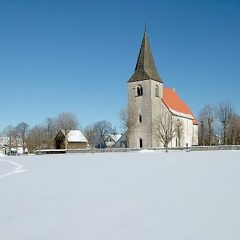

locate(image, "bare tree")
(234, 114), (240, 145)
(12, 127), (20, 152)
(84, 124), (94, 149)
(175, 119), (183, 147)
(216, 101), (233, 145)
(45, 117), (58, 148)
(120, 105), (137, 148)
(93, 120), (113, 148)
(152, 113), (176, 152)
(198, 104), (215, 146)
(119, 107), (128, 133)
(27, 125), (47, 153)
(233, 114), (240, 145)
(226, 113), (240, 145)
(55, 112), (79, 149)
(120, 106), (135, 136)
(15, 122), (29, 154)
(2, 125), (14, 155)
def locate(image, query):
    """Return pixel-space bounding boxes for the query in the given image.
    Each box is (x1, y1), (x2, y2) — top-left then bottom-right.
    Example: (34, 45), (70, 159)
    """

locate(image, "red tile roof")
(162, 87), (198, 125)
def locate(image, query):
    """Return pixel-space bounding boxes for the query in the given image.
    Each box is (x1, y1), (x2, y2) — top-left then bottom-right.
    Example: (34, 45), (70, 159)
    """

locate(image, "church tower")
(128, 31), (163, 148)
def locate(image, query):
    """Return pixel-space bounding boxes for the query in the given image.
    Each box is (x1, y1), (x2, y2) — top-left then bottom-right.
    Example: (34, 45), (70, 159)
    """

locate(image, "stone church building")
(127, 31), (198, 148)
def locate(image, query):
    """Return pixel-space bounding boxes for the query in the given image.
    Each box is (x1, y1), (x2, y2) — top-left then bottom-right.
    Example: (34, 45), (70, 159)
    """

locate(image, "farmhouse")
(55, 130), (88, 149)
(127, 31), (198, 148)
(105, 134), (122, 148)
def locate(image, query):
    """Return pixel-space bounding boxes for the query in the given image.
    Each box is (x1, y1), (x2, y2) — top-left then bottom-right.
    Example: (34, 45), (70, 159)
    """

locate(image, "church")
(127, 31), (198, 148)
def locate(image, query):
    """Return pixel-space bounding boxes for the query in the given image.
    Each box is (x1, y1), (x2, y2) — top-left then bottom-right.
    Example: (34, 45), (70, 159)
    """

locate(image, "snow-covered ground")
(0, 150), (240, 240)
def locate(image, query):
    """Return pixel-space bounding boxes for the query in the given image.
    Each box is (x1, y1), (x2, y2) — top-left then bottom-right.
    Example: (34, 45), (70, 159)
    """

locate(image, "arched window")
(155, 85), (159, 97)
(137, 85), (143, 96)
(139, 114), (142, 123)
(139, 138), (143, 148)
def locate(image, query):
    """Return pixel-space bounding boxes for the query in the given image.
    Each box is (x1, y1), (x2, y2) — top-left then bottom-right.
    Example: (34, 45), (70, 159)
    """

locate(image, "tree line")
(1, 112), (78, 154)
(198, 101), (240, 145)
(1, 101), (239, 154)
(1, 112), (117, 154)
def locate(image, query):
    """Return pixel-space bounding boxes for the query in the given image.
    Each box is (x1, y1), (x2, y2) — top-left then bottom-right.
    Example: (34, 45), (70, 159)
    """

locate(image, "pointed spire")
(128, 31), (162, 83)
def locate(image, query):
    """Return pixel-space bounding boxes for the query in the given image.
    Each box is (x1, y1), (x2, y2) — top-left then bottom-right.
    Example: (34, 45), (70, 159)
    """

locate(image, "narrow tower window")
(137, 85), (143, 96)
(155, 85), (159, 97)
(139, 114), (142, 123)
(139, 138), (143, 148)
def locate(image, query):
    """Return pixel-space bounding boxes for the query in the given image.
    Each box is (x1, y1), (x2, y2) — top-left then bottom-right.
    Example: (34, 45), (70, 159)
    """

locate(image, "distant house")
(0, 136), (27, 155)
(0, 146), (7, 155)
(0, 137), (8, 151)
(105, 134), (122, 148)
(55, 130), (88, 149)
(94, 133), (122, 148)
(114, 131), (128, 148)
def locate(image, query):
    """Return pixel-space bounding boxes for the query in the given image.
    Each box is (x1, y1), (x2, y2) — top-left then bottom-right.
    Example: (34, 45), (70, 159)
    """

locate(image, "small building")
(105, 134), (122, 148)
(114, 131), (128, 148)
(55, 130), (88, 149)
(0, 137), (28, 155)
(94, 133), (122, 148)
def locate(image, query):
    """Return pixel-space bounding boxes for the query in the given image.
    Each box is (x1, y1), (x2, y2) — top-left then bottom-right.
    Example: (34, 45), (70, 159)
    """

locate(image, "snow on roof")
(162, 87), (198, 124)
(67, 130), (88, 143)
(108, 134), (122, 142)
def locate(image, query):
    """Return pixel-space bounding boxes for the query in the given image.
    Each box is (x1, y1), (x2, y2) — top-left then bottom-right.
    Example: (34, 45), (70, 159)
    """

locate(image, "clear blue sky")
(1, 0), (240, 131)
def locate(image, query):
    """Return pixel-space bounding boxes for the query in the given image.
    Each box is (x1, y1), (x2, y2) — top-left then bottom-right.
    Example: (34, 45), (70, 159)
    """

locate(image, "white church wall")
(181, 117), (198, 147)
(169, 115), (196, 148)
(192, 124), (199, 146)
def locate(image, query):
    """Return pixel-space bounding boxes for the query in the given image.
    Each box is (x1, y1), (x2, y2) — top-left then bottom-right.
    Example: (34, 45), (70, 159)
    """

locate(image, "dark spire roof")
(128, 31), (163, 83)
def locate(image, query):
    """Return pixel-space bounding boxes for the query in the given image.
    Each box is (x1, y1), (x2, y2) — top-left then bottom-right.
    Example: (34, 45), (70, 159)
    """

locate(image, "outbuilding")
(55, 130), (88, 149)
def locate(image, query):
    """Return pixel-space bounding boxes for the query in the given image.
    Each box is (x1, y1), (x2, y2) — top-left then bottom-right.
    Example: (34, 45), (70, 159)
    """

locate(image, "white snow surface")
(0, 158), (27, 178)
(67, 130), (87, 142)
(0, 150), (240, 240)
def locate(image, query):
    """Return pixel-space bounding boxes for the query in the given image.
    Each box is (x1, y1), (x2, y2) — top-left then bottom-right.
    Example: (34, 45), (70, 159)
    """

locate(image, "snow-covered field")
(0, 150), (240, 240)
